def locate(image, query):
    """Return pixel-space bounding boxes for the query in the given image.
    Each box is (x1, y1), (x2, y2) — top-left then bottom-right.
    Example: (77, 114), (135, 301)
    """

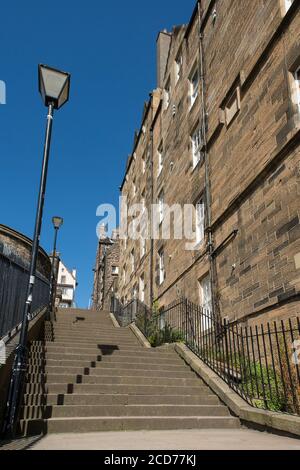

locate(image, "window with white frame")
(157, 143), (164, 176)
(158, 249), (165, 285)
(196, 197), (205, 245)
(133, 179), (136, 197)
(130, 249), (135, 273)
(132, 285), (138, 299)
(158, 190), (164, 225)
(140, 236), (146, 258)
(112, 266), (119, 276)
(190, 67), (199, 108)
(284, 0), (294, 12)
(294, 66), (300, 112)
(199, 275), (212, 330)
(191, 126), (203, 168)
(141, 190), (145, 212)
(139, 274), (145, 303)
(165, 78), (171, 109)
(175, 51), (183, 84)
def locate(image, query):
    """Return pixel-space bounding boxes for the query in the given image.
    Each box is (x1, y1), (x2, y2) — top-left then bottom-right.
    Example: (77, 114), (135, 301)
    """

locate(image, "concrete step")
(23, 393), (220, 407)
(27, 365), (196, 379)
(27, 365), (197, 380)
(53, 325), (115, 331)
(30, 352), (183, 364)
(26, 374), (202, 387)
(19, 416), (240, 436)
(21, 404), (230, 419)
(54, 321), (114, 326)
(50, 337), (138, 345)
(28, 359), (190, 371)
(25, 383), (207, 396)
(52, 333), (133, 340)
(31, 345), (143, 354)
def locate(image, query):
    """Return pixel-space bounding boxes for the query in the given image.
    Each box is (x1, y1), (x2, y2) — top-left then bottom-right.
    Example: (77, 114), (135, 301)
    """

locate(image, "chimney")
(156, 30), (172, 88)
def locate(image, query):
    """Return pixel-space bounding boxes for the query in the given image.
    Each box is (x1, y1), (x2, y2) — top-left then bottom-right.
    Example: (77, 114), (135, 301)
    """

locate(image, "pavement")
(28, 428), (300, 450)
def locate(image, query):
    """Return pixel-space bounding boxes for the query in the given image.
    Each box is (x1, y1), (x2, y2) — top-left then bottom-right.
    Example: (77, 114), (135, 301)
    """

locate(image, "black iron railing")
(111, 296), (151, 328)
(112, 296), (300, 416)
(0, 252), (50, 340)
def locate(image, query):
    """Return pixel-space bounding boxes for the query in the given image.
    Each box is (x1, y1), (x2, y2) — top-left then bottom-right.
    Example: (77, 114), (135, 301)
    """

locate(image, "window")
(191, 126), (203, 168)
(199, 275), (212, 331)
(294, 66), (300, 112)
(141, 190), (145, 211)
(139, 274), (145, 303)
(158, 190), (164, 225)
(112, 266), (119, 276)
(61, 275), (66, 284)
(133, 179), (136, 197)
(224, 87), (241, 126)
(165, 78), (171, 109)
(140, 236), (146, 258)
(190, 67), (199, 108)
(196, 197), (205, 245)
(132, 285), (138, 299)
(142, 154), (146, 174)
(175, 51), (183, 84)
(158, 249), (165, 285)
(157, 143), (164, 176)
(131, 249), (135, 273)
(285, 0), (294, 12)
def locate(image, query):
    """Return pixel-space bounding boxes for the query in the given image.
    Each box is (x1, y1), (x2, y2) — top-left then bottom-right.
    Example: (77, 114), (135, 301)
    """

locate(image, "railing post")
(223, 318), (231, 386)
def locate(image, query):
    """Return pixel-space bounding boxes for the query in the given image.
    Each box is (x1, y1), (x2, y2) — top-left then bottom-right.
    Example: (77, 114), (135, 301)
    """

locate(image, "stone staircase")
(19, 308), (240, 435)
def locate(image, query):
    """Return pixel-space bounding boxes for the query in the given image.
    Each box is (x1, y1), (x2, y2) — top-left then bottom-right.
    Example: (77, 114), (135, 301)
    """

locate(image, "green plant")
(242, 361), (285, 412)
(149, 324), (185, 347)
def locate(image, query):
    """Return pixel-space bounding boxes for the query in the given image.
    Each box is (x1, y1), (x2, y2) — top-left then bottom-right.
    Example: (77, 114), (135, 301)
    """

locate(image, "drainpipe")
(197, 1), (219, 319)
(149, 117), (154, 309)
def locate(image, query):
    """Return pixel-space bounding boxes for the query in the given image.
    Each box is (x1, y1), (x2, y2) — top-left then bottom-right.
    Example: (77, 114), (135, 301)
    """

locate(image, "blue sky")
(0, 0), (196, 308)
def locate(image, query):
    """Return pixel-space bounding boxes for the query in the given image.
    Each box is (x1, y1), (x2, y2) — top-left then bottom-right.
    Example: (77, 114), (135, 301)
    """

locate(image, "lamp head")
(39, 64), (71, 110)
(52, 216), (64, 229)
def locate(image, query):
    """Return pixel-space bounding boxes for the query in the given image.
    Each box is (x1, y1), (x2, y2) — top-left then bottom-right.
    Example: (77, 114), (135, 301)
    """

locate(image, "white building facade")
(56, 260), (77, 308)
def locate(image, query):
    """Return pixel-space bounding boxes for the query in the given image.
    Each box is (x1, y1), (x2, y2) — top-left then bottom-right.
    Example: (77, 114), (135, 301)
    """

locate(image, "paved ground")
(29, 428), (300, 450)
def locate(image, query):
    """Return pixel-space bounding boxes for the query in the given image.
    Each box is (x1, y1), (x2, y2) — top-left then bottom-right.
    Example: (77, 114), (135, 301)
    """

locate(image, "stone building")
(105, 0), (300, 325)
(93, 231), (120, 311)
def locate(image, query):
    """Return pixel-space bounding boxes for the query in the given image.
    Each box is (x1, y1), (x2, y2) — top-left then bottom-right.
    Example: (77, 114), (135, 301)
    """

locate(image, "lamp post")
(2, 65), (71, 437)
(49, 216), (64, 315)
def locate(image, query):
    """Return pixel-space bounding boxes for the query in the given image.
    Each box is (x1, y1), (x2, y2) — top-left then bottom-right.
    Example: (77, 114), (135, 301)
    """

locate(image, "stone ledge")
(109, 312), (120, 328)
(174, 343), (300, 438)
(129, 324), (152, 349)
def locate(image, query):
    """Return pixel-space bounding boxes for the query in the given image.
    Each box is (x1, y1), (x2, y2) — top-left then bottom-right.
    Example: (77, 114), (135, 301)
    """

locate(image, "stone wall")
(0, 224), (51, 281)
(116, 0), (300, 324)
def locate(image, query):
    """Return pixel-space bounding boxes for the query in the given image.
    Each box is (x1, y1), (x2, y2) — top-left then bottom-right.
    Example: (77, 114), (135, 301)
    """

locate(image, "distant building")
(56, 260), (77, 308)
(92, 230), (120, 311)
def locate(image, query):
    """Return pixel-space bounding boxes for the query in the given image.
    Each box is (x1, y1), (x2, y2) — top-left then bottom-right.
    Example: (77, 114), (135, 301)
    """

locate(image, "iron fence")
(0, 252), (50, 340)
(111, 296), (151, 328)
(111, 295), (300, 416)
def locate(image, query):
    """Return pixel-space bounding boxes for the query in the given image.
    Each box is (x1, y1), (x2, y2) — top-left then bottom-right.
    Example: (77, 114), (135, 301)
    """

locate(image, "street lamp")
(49, 216), (64, 314)
(3, 65), (71, 437)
